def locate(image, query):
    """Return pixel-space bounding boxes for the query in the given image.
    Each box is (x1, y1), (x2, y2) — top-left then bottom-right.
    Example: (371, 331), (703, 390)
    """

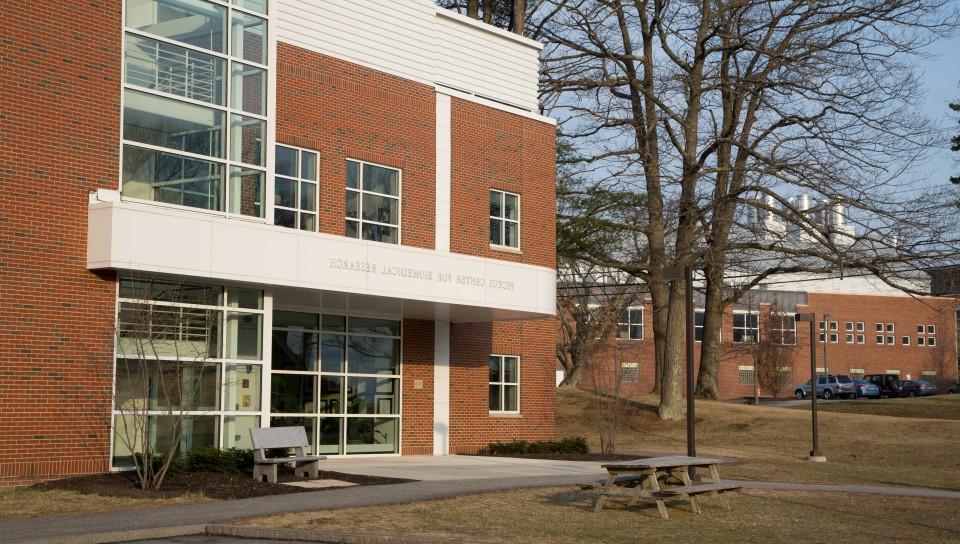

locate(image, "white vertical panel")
(433, 316), (451, 455)
(435, 93), (452, 253)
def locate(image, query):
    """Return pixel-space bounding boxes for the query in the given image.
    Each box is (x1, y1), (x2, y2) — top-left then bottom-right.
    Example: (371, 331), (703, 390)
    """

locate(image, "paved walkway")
(4, 456), (960, 543)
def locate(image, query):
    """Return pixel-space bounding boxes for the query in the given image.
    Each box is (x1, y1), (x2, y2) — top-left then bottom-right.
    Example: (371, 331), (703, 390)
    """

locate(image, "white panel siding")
(277, 0), (437, 85)
(433, 11), (540, 110)
(276, 0), (541, 112)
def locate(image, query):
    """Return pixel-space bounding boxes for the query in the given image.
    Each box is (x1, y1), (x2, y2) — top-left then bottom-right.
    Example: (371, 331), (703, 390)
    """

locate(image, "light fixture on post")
(664, 264), (696, 470)
(795, 312), (826, 462)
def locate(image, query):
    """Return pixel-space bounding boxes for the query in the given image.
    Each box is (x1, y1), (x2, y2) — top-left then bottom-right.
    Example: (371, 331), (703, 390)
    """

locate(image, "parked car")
(853, 379), (881, 399)
(900, 380), (938, 397)
(793, 375), (856, 399)
(948, 383), (960, 394)
(864, 373), (904, 398)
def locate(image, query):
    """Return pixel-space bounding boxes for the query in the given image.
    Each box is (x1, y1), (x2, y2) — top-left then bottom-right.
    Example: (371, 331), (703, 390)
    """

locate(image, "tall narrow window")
(345, 160), (400, 244)
(490, 189), (520, 249)
(773, 313), (797, 345)
(489, 355), (519, 413)
(694, 310), (705, 342)
(274, 145), (318, 231)
(617, 307), (644, 340)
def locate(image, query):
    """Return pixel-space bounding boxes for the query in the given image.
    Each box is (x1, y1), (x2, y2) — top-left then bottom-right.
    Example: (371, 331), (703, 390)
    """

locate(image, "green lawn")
(788, 394), (960, 420)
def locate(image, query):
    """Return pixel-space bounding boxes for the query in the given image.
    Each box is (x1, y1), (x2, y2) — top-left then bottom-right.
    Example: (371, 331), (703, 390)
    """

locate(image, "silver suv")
(794, 375), (856, 400)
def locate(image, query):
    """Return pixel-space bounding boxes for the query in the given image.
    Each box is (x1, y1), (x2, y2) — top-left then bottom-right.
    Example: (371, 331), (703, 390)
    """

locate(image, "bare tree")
(556, 261), (637, 387)
(585, 346), (630, 453)
(539, 0), (960, 417)
(467, 0), (480, 19)
(113, 277), (219, 490)
(754, 309), (797, 400)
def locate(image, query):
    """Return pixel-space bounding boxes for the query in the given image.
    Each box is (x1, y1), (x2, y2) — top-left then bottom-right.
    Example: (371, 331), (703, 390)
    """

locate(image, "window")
(112, 277), (265, 467)
(917, 324), (925, 334)
(121, 0), (268, 217)
(695, 310), (705, 342)
(271, 311), (402, 455)
(733, 312), (759, 343)
(772, 313), (797, 345)
(886, 323), (895, 333)
(875, 323), (884, 333)
(928, 337), (936, 347)
(921, 370), (937, 380)
(850, 368), (865, 380)
(830, 332), (839, 344)
(621, 363), (640, 383)
(489, 189), (520, 249)
(617, 308), (644, 340)
(902, 336), (910, 346)
(845, 322), (853, 332)
(344, 160), (400, 244)
(918, 336), (925, 346)
(818, 321), (826, 343)
(274, 145), (318, 230)
(856, 322), (865, 332)
(829, 321), (838, 331)
(927, 325), (936, 335)
(875, 335), (884, 344)
(886, 336), (895, 345)
(490, 355), (520, 413)
(845, 334), (854, 344)
(737, 366), (755, 385)
(856, 334), (865, 344)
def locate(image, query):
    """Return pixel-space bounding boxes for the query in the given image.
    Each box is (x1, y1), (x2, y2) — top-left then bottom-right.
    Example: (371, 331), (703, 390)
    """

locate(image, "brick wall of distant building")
(449, 98), (557, 269)
(581, 293), (959, 400)
(276, 43), (437, 250)
(0, 0), (121, 487)
(449, 319), (557, 453)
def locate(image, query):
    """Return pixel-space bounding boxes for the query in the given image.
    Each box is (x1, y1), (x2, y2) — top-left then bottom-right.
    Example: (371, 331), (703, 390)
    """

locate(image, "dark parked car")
(900, 380), (937, 397)
(853, 379), (880, 399)
(864, 373), (904, 398)
(948, 383), (960, 394)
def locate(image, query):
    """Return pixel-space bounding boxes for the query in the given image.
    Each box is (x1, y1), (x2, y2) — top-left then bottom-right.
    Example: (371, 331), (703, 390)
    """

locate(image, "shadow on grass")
(536, 487), (707, 519)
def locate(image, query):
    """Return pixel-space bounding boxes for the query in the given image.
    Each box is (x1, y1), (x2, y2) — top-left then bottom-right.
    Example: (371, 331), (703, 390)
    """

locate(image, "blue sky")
(918, 32), (959, 186)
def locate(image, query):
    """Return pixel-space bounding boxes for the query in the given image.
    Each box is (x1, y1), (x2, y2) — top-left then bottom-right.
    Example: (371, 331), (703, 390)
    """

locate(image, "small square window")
(830, 333), (839, 343)
(829, 321), (838, 331)
(901, 336), (910, 346)
(819, 333), (826, 343)
(737, 366), (755, 385)
(845, 322), (853, 332)
(819, 321), (826, 331)
(875, 335), (884, 344)
(918, 336), (925, 346)
(875, 323), (884, 332)
(845, 334), (854, 344)
(917, 324), (925, 334)
(621, 362), (640, 383)
(886, 336), (894, 345)
(927, 325), (936, 335)
(886, 323), (895, 333)
(928, 337), (936, 347)
(856, 335), (865, 344)
(856, 322), (865, 332)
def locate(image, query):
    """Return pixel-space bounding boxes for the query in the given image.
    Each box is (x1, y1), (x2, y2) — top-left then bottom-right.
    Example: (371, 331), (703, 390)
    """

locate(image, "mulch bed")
(474, 453), (645, 462)
(33, 469), (413, 500)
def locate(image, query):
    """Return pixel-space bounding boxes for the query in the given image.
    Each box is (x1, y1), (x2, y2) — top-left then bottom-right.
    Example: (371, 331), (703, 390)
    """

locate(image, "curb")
(17, 524), (207, 544)
(207, 523), (487, 544)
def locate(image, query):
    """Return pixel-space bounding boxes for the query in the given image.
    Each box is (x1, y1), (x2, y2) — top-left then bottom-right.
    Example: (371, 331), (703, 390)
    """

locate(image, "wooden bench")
(249, 426), (326, 484)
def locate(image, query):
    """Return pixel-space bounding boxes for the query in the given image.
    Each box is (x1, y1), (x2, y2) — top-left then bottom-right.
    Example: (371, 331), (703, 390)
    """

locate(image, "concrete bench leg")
(254, 464), (278, 484)
(296, 460), (318, 479)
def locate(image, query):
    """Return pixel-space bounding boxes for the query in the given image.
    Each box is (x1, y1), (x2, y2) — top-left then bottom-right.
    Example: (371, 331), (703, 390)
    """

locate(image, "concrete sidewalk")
(319, 454), (608, 481)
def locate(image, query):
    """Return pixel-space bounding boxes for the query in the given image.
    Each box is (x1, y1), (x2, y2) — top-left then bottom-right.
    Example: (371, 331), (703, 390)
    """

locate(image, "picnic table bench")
(593, 455), (741, 519)
(249, 426), (326, 484)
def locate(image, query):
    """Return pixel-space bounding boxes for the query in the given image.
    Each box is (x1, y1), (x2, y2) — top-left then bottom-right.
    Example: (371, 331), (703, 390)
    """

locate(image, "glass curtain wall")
(112, 277), (265, 467)
(121, 0), (269, 217)
(271, 311), (401, 455)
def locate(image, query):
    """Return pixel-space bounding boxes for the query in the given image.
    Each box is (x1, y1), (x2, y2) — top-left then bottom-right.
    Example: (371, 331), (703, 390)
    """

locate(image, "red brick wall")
(401, 319), (434, 455)
(449, 98), (556, 269)
(449, 319), (557, 452)
(0, 0), (120, 487)
(276, 43), (437, 250)
(582, 294), (959, 400)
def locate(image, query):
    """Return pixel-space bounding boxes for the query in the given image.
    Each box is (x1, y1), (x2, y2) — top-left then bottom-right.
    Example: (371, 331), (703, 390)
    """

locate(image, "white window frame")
(737, 365), (755, 385)
(274, 144), (319, 231)
(617, 307), (644, 341)
(119, 0), (271, 220)
(901, 336), (910, 346)
(489, 354), (520, 414)
(772, 313), (797, 346)
(850, 368), (865, 380)
(489, 189), (521, 250)
(732, 310), (760, 344)
(345, 158), (402, 244)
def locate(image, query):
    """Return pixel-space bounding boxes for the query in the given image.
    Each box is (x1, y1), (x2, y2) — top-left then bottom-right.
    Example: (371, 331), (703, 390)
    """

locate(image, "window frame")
(274, 144), (319, 231)
(344, 158), (402, 245)
(616, 307), (644, 341)
(772, 313), (797, 346)
(489, 354), (520, 414)
(732, 310), (760, 344)
(120, 0), (271, 219)
(489, 189), (521, 250)
(737, 365), (755, 385)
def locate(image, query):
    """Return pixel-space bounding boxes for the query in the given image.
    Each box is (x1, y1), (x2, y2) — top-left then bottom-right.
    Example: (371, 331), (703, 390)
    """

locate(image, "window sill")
(615, 338), (644, 342)
(489, 412), (522, 418)
(489, 244), (523, 255)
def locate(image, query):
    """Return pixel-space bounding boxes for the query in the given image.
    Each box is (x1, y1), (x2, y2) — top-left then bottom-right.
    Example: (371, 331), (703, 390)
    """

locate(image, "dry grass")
(792, 395), (960, 420)
(239, 486), (960, 544)
(0, 487), (207, 520)
(557, 389), (960, 490)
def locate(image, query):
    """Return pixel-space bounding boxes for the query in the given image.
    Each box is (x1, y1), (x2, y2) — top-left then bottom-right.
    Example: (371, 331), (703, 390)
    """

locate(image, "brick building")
(0, 0), (558, 487)
(582, 274), (959, 400)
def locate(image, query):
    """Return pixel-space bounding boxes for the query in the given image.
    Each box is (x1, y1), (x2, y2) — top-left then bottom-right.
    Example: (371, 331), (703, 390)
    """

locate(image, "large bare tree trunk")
(697, 265), (724, 400)
(467, 0), (480, 19)
(512, 0), (527, 35)
(482, 0), (494, 23)
(658, 279), (687, 420)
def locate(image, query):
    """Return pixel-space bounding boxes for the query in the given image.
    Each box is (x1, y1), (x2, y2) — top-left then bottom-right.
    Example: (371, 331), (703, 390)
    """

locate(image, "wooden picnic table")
(593, 455), (741, 519)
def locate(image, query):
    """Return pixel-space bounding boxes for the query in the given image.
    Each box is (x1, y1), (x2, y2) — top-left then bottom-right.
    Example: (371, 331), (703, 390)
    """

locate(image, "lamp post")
(796, 312), (826, 462)
(664, 265), (696, 466)
(822, 313), (831, 377)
